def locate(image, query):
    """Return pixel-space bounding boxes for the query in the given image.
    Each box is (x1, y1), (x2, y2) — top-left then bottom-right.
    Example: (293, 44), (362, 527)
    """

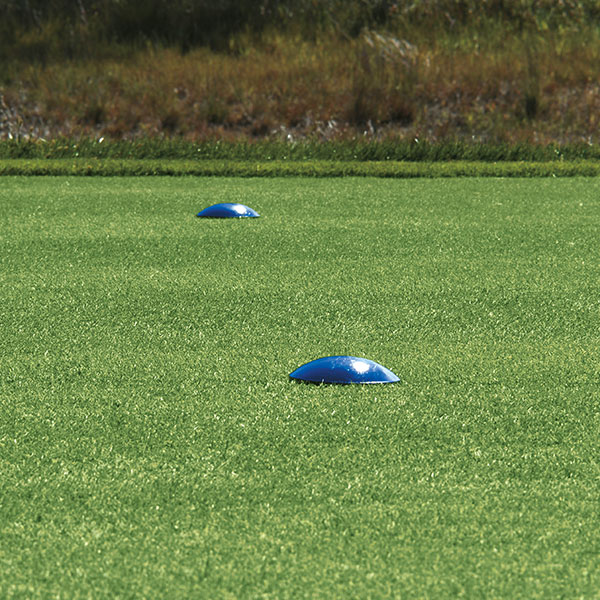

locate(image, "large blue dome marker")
(290, 356), (400, 385)
(196, 203), (259, 218)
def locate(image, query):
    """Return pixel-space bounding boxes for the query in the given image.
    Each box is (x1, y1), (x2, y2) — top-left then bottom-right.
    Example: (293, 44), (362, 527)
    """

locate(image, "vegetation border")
(1, 159), (600, 177)
(1, 140), (598, 162)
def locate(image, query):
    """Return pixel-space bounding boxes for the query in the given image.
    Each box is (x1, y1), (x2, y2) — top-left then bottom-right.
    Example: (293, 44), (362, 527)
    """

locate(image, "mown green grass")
(3, 158), (600, 177)
(1, 176), (599, 598)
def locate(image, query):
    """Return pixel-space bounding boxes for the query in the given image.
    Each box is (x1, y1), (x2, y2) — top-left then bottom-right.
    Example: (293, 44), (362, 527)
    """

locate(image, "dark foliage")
(3, 1), (600, 61)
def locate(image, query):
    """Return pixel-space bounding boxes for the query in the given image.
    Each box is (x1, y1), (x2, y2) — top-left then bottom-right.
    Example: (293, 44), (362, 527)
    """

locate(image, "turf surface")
(1, 176), (599, 598)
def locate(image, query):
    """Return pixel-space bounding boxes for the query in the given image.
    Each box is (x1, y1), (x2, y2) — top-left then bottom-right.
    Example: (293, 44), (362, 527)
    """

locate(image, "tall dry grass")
(2, 26), (600, 142)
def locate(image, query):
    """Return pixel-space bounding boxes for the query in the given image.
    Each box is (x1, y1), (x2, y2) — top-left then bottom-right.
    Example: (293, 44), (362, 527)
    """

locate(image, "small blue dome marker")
(196, 203), (259, 218)
(290, 356), (400, 385)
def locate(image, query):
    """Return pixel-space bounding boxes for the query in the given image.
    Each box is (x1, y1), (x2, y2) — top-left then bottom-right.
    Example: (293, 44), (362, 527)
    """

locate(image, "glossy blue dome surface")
(290, 356), (400, 385)
(196, 203), (259, 218)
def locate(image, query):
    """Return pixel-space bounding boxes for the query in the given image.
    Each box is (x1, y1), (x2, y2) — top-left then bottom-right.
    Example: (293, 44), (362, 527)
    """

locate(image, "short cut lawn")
(1, 176), (599, 598)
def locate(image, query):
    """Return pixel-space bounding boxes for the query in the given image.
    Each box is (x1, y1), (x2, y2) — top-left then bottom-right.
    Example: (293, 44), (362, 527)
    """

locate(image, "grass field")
(1, 176), (599, 598)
